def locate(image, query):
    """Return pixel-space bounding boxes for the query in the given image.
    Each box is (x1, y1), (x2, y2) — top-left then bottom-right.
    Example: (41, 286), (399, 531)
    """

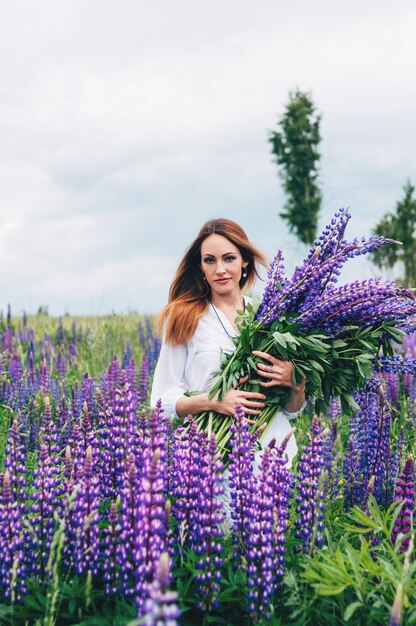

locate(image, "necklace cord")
(210, 303), (238, 339)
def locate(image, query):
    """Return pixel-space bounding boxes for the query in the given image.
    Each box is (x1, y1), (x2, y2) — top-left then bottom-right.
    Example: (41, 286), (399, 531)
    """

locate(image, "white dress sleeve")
(150, 340), (188, 419)
(281, 400), (307, 420)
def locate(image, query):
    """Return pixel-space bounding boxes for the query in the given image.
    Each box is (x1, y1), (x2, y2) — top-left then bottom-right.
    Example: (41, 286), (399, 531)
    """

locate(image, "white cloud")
(0, 0), (415, 314)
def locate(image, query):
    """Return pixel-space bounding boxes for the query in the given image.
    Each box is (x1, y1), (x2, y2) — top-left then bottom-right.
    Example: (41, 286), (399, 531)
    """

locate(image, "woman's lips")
(215, 278), (230, 284)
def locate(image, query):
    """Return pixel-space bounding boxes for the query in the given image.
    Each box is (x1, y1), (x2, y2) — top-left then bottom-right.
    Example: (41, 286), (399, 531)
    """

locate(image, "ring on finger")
(268, 365), (273, 373)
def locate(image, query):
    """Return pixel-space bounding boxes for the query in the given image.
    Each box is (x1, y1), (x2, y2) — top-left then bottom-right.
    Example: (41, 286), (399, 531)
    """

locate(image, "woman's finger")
(256, 368), (276, 378)
(253, 350), (287, 367)
(241, 399), (265, 408)
(242, 416), (257, 425)
(252, 350), (273, 361)
(256, 361), (275, 371)
(237, 375), (249, 386)
(241, 391), (266, 399)
(241, 408), (262, 416)
(257, 368), (286, 379)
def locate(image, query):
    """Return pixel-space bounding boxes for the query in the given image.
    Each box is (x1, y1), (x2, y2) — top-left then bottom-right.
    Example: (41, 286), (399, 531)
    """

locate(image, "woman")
(150, 218), (305, 466)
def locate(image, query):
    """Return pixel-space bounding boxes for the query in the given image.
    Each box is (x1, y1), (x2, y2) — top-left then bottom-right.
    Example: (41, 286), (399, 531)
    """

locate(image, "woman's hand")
(252, 350), (303, 389)
(211, 378), (266, 417)
(252, 350), (306, 412)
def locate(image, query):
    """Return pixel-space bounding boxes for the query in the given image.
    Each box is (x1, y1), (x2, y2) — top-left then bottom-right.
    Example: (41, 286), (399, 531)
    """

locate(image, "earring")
(242, 268), (247, 279)
(201, 271), (206, 281)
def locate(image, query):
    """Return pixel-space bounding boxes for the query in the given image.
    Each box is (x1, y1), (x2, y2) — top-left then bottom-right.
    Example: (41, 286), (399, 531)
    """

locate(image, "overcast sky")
(1, 0), (415, 316)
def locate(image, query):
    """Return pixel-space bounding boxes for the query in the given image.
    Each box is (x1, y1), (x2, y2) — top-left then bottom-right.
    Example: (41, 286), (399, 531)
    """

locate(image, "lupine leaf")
(344, 602), (364, 621)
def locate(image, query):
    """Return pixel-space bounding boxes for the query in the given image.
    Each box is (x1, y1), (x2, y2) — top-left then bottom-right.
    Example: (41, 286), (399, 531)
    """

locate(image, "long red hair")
(157, 218), (267, 344)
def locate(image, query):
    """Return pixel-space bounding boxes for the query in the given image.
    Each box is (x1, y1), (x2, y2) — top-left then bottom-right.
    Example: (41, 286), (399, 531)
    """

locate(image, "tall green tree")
(371, 180), (416, 288)
(269, 90), (322, 246)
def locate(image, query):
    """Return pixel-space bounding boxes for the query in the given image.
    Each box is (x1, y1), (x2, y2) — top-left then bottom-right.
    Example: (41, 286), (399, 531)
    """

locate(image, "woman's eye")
(203, 258), (215, 264)
(225, 256), (237, 262)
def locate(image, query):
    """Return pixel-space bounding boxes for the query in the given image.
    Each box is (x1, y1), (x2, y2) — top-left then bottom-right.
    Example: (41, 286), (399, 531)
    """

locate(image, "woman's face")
(200, 234), (248, 301)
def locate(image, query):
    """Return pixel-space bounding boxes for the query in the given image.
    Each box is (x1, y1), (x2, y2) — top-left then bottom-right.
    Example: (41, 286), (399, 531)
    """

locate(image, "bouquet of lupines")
(195, 208), (416, 454)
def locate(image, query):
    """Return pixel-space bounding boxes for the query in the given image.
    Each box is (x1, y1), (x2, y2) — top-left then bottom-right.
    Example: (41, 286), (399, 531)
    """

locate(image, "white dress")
(151, 298), (302, 468)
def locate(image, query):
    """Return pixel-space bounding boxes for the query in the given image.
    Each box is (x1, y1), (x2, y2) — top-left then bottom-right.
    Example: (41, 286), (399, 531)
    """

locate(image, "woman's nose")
(216, 262), (226, 274)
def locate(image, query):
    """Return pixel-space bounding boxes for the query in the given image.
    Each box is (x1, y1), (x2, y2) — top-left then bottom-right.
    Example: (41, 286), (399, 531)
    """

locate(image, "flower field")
(0, 308), (416, 625)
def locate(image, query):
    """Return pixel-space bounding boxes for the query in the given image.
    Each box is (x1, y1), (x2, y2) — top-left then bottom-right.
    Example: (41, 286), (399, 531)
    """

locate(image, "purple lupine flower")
(95, 389), (118, 501)
(29, 443), (62, 579)
(98, 375), (139, 500)
(0, 471), (27, 600)
(148, 335), (162, 374)
(26, 398), (38, 453)
(139, 355), (150, 406)
(56, 397), (71, 448)
(118, 453), (140, 598)
(4, 419), (28, 502)
(390, 428), (407, 490)
(267, 433), (294, 585)
(135, 448), (168, 616)
(403, 331), (416, 357)
(245, 446), (279, 622)
(141, 400), (168, 478)
(323, 397), (342, 497)
(79, 373), (98, 422)
(56, 349), (67, 378)
(344, 410), (363, 510)
(72, 446), (101, 576)
(50, 377), (62, 404)
(66, 422), (84, 485)
(138, 318), (162, 376)
(256, 250), (290, 322)
(377, 355), (416, 377)
(102, 501), (120, 596)
(228, 404), (256, 561)
(327, 395), (342, 423)
(256, 208), (399, 327)
(122, 342), (134, 368)
(295, 417), (327, 552)
(391, 455), (415, 552)
(142, 553), (180, 626)
(367, 387), (393, 507)
(298, 280), (416, 336)
(39, 358), (50, 392)
(8, 353), (24, 382)
(138, 320), (148, 351)
(322, 410), (336, 474)
(171, 420), (207, 546)
(4, 326), (13, 350)
(26, 331), (36, 369)
(107, 354), (121, 402)
(383, 370), (400, 406)
(69, 320), (77, 361)
(55, 318), (65, 345)
(403, 366), (416, 400)
(191, 434), (224, 612)
(42, 333), (54, 366)
(80, 401), (99, 455)
(125, 358), (139, 407)
(344, 386), (392, 508)
(138, 316), (155, 352)
(40, 396), (61, 458)
(61, 445), (79, 569)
